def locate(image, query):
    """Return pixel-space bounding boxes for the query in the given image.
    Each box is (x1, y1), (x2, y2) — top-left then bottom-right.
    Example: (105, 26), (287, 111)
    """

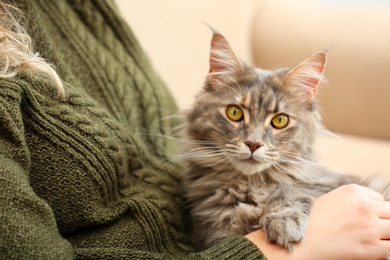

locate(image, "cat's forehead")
(234, 67), (287, 110)
(236, 66), (285, 91)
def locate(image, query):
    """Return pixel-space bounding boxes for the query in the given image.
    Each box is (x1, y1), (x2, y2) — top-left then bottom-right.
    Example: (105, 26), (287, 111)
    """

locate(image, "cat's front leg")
(261, 205), (309, 251)
(254, 186), (313, 251)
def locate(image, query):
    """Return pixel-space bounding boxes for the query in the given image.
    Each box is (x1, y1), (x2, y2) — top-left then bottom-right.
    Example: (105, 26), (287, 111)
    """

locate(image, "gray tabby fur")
(181, 29), (390, 251)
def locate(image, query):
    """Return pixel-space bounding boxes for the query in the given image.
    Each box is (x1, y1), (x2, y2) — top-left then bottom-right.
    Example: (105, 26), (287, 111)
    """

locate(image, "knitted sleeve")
(73, 236), (265, 260)
(0, 80), (74, 259)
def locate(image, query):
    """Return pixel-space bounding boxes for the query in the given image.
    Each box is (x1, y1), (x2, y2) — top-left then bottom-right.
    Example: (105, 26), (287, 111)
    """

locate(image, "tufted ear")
(284, 51), (327, 101)
(208, 28), (243, 88)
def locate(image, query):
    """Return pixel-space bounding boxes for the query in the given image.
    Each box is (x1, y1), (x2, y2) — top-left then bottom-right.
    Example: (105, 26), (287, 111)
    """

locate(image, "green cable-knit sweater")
(0, 0), (265, 259)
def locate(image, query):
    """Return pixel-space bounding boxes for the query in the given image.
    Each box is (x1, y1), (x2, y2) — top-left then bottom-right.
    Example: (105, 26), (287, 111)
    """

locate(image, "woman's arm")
(0, 81), (74, 259)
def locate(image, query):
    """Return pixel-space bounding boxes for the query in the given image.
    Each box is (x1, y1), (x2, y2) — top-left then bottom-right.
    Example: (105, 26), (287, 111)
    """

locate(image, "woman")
(1, 1), (389, 259)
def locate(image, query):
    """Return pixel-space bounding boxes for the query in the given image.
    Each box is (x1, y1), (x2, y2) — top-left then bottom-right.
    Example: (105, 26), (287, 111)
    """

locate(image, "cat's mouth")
(241, 158), (259, 164)
(238, 154), (265, 165)
(235, 156), (271, 175)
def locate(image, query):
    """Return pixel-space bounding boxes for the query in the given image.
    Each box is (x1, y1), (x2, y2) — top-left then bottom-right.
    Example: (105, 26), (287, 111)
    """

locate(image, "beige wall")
(115, 0), (259, 109)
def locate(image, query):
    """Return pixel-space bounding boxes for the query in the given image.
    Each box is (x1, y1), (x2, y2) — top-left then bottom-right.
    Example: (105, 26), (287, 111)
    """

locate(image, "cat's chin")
(233, 159), (271, 176)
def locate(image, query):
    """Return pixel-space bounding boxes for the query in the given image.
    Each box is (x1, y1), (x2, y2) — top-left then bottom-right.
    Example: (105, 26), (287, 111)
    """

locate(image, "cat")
(180, 28), (390, 251)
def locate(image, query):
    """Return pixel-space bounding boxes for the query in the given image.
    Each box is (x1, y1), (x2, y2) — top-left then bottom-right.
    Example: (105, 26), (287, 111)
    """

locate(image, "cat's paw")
(262, 210), (308, 251)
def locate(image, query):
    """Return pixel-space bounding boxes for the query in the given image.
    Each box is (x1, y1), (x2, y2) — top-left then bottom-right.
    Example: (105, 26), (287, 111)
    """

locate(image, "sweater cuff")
(193, 236), (266, 260)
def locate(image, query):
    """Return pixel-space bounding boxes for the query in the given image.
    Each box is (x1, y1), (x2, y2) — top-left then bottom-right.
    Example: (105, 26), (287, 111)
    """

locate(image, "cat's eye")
(271, 114), (289, 129)
(226, 105), (244, 122)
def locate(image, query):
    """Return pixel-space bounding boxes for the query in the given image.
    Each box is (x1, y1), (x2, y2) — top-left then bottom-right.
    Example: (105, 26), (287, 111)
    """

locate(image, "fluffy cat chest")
(191, 173), (279, 207)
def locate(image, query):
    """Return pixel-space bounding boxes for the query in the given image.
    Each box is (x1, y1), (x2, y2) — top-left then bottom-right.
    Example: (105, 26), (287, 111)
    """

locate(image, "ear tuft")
(284, 51), (327, 100)
(208, 27), (243, 88)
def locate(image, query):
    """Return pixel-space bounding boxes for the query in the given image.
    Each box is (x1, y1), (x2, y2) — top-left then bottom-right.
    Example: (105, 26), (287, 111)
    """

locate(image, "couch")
(116, 0), (390, 177)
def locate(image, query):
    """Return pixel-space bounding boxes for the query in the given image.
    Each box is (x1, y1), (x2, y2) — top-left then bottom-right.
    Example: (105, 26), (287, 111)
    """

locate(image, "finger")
(378, 218), (390, 240)
(348, 184), (385, 201)
(337, 184), (385, 201)
(378, 201), (390, 219)
(378, 240), (390, 259)
(361, 186), (385, 201)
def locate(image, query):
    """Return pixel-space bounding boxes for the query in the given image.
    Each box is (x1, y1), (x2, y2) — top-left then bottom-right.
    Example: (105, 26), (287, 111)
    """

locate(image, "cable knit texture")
(0, 0), (265, 259)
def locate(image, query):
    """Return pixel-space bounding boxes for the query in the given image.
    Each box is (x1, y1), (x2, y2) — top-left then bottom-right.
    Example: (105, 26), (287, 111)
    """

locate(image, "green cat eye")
(226, 105), (244, 122)
(271, 114), (289, 129)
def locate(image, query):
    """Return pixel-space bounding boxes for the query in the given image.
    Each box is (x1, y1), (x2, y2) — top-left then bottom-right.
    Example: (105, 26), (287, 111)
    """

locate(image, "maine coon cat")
(181, 29), (390, 251)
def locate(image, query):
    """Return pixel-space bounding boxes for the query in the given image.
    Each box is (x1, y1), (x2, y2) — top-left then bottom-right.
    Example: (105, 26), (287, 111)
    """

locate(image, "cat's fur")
(181, 29), (390, 251)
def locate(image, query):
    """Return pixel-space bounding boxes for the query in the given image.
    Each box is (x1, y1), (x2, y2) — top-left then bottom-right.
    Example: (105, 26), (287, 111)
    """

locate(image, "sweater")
(0, 0), (265, 259)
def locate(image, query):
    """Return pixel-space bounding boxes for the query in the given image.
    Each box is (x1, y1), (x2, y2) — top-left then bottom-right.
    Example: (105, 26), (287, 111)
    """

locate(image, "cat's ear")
(284, 51), (327, 101)
(208, 28), (243, 88)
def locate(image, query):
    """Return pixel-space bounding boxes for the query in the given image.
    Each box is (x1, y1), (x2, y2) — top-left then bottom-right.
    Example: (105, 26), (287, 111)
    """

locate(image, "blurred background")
(116, 0), (390, 177)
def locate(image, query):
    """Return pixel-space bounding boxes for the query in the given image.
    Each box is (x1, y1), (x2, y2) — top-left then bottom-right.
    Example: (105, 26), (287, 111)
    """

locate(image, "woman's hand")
(246, 184), (390, 260)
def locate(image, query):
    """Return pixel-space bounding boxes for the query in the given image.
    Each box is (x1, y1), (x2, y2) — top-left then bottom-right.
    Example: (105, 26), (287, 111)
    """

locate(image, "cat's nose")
(244, 141), (263, 153)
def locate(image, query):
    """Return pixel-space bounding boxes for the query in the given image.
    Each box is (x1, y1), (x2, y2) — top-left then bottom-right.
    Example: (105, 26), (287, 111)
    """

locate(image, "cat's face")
(184, 30), (326, 176)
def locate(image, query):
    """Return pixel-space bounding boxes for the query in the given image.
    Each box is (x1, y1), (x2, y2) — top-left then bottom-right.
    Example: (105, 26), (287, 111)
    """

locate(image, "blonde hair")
(0, 2), (65, 99)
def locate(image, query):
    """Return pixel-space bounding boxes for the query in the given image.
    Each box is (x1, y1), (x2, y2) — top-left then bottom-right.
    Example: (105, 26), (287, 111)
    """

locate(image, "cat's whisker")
(272, 161), (318, 183)
(174, 150), (229, 169)
(184, 146), (221, 153)
(156, 112), (184, 122)
(277, 160), (313, 173)
(279, 156), (316, 167)
(281, 151), (318, 162)
(210, 154), (236, 172)
(271, 161), (295, 175)
(198, 158), (230, 169)
(141, 132), (219, 145)
(180, 145), (229, 160)
(224, 148), (240, 154)
(224, 147), (240, 152)
(278, 157), (318, 172)
(266, 153), (310, 174)
(180, 151), (226, 159)
(268, 161), (300, 182)
(264, 151), (278, 158)
(225, 143), (239, 148)
(185, 146), (225, 154)
(180, 152), (226, 159)
(271, 157), (325, 183)
(179, 151), (225, 158)
(181, 151), (225, 158)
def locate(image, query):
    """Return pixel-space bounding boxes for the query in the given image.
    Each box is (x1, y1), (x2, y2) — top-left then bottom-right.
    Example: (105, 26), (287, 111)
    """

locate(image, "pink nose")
(244, 141), (263, 153)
